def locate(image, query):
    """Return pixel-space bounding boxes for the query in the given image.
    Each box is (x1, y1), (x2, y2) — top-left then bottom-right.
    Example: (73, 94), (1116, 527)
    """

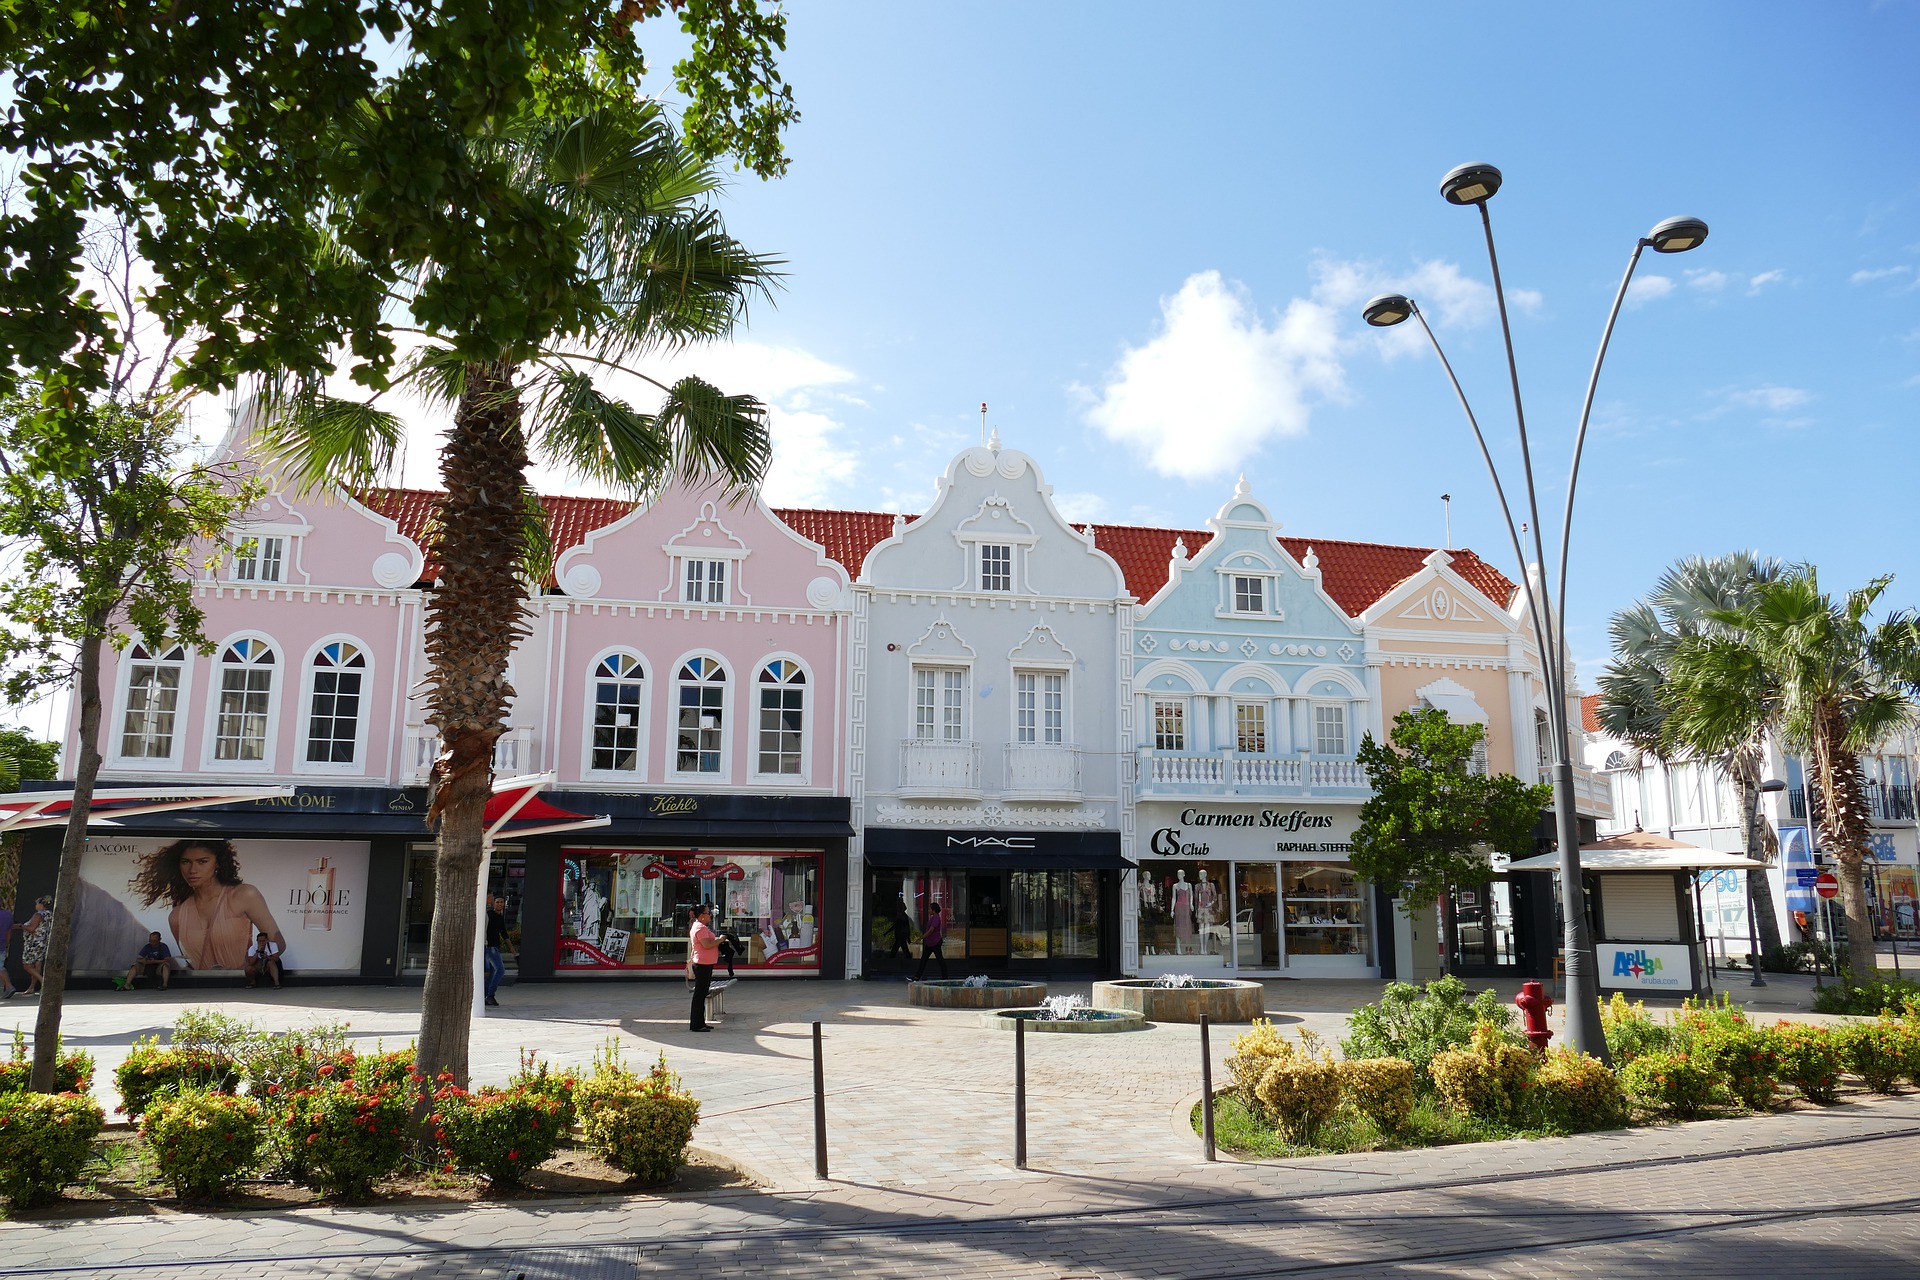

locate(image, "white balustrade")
(1005, 744), (1082, 799)
(1138, 750), (1368, 797)
(899, 738), (981, 797)
(402, 725), (536, 784)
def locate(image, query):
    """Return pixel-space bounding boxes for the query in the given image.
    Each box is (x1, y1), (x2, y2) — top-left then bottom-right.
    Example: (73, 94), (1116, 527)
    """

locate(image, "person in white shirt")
(244, 928), (284, 989)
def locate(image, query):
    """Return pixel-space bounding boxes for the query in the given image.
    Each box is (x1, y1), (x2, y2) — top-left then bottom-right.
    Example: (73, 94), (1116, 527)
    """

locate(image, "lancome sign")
(1139, 803), (1358, 860)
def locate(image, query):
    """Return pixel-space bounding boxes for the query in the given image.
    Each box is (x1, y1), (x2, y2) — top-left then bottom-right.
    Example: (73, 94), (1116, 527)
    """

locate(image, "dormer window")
(232, 536), (284, 583)
(979, 544), (1013, 592)
(683, 558), (728, 604)
(1232, 575), (1265, 614)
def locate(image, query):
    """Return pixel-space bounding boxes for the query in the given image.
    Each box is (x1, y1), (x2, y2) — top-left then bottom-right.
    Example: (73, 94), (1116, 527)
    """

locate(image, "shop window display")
(557, 849), (821, 971)
(1283, 861), (1369, 957)
(1139, 861), (1231, 963)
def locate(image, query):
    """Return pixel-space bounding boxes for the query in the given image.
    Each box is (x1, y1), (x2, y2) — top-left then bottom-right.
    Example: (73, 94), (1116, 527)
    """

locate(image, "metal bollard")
(1200, 1014), (1216, 1162)
(812, 1020), (828, 1180)
(1014, 1015), (1028, 1169)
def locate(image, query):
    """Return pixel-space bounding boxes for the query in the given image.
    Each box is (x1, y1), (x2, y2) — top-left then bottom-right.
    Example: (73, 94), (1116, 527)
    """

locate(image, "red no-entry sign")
(1814, 871), (1840, 900)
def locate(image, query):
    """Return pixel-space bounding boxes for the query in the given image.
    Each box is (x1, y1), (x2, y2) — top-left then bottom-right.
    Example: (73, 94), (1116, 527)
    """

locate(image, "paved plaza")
(8, 975), (1917, 1278)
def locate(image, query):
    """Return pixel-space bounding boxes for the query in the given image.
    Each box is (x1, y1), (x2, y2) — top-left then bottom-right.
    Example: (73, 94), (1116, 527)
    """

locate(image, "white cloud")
(1746, 269), (1785, 293)
(1625, 275), (1675, 307)
(1051, 491), (1108, 522)
(1850, 265), (1911, 285)
(1080, 271), (1346, 481)
(759, 407), (859, 506)
(1684, 269), (1730, 291)
(1727, 385), (1813, 413)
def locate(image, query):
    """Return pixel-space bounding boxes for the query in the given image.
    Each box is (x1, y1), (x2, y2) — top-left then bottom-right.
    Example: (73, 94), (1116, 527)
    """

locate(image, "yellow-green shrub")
(142, 1090), (267, 1200)
(1253, 1058), (1342, 1145)
(1834, 1019), (1908, 1094)
(1691, 1023), (1780, 1111)
(1429, 1022), (1535, 1122)
(1531, 1048), (1626, 1132)
(1620, 1050), (1716, 1117)
(1337, 1057), (1415, 1134)
(579, 1052), (701, 1182)
(1226, 1019), (1296, 1102)
(0, 1092), (104, 1207)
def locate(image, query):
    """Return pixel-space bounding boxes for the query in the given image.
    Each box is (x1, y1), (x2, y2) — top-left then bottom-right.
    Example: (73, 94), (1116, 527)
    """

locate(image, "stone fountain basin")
(910, 979), (1047, 1009)
(1092, 978), (1265, 1023)
(980, 1007), (1147, 1033)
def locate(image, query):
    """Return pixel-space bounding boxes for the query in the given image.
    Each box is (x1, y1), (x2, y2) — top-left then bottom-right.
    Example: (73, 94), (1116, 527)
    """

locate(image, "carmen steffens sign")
(1144, 807), (1355, 858)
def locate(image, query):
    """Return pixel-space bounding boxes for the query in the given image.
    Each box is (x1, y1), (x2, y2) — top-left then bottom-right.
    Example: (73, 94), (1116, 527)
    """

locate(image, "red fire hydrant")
(1515, 979), (1553, 1054)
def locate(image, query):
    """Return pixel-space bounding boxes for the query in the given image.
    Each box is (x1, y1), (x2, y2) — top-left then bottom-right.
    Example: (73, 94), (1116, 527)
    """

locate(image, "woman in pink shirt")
(687, 903), (720, 1032)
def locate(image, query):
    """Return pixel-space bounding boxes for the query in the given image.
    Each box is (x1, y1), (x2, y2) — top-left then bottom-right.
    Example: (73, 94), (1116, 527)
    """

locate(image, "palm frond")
(255, 379), (405, 495)
(652, 374), (772, 493)
(396, 343), (473, 411)
(524, 368), (674, 494)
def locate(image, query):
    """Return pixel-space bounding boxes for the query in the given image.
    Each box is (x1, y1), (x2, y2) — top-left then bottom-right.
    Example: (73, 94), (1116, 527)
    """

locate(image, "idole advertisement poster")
(72, 837), (371, 975)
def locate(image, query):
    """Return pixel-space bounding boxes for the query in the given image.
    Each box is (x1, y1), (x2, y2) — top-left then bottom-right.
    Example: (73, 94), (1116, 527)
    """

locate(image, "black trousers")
(914, 943), (947, 980)
(690, 963), (715, 1029)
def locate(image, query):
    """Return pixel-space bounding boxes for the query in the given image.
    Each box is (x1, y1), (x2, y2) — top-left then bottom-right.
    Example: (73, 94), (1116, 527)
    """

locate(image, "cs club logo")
(1612, 949), (1664, 980)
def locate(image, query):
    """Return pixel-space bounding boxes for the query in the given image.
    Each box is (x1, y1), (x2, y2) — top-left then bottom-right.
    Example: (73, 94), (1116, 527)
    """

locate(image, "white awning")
(0, 785), (296, 834)
(1510, 830), (1761, 873)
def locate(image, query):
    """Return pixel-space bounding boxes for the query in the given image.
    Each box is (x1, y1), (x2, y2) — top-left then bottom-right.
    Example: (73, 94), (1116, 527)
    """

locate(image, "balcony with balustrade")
(1004, 744), (1082, 801)
(1135, 748), (1370, 801)
(403, 725), (537, 784)
(898, 739), (982, 799)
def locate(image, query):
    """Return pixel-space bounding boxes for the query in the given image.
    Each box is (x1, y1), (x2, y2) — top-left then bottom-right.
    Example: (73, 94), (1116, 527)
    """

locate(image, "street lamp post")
(1746, 778), (1787, 987)
(1362, 164), (1709, 1062)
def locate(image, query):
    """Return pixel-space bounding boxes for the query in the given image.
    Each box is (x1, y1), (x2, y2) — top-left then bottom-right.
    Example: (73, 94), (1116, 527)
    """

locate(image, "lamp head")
(1362, 293), (1416, 327)
(1759, 779), (1787, 793)
(1440, 162), (1503, 206)
(1646, 215), (1709, 253)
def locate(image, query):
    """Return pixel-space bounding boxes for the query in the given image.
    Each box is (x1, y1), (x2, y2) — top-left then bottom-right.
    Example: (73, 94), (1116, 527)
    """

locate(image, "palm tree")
(266, 106), (778, 1085)
(1596, 552), (1785, 954)
(1665, 568), (1919, 979)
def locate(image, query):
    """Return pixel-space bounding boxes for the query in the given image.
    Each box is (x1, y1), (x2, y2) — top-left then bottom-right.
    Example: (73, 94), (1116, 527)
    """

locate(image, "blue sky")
(577, 0), (1914, 685)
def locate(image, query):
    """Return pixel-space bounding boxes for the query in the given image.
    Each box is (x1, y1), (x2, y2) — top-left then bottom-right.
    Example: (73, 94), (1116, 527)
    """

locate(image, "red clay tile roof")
(1581, 693), (1603, 734)
(1077, 523), (1517, 616)
(358, 487), (1516, 615)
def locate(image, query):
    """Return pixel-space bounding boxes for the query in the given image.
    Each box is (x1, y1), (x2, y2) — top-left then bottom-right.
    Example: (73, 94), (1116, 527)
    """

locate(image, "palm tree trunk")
(1809, 713), (1878, 979)
(30, 627), (104, 1092)
(414, 359), (531, 1091)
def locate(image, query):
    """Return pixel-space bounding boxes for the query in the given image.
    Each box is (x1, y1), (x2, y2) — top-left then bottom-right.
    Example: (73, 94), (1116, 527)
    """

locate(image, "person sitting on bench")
(245, 928), (285, 989)
(121, 932), (173, 991)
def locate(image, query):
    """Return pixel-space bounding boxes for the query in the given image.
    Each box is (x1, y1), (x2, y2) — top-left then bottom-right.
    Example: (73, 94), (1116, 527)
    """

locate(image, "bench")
(703, 978), (737, 1023)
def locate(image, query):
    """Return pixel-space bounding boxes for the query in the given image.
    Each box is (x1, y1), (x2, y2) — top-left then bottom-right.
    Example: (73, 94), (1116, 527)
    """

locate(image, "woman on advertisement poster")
(130, 839), (287, 970)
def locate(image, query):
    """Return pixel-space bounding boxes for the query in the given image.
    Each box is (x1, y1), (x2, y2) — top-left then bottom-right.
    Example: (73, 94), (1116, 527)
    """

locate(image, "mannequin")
(1172, 870), (1194, 953)
(1196, 868), (1219, 953)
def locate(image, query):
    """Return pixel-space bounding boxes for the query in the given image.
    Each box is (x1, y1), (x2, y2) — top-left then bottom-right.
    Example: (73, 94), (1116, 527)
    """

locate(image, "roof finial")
(891, 513), (905, 537)
(1303, 545), (1320, 573)
(988, 427), (1002, 454)
(1170, 535), (1189, 568)
(1234, 472), (1251, 499)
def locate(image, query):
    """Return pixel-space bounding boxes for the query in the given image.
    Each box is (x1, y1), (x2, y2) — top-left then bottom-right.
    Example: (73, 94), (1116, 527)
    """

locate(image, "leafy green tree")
(265, 105), (776, 1087)
(1351, 708), (1552, 973)
(0, 393), (258, 1091)
(1666, 568), (1920, 980)
(1596, 552), (1785, 953)
(0, 728), (59, 790)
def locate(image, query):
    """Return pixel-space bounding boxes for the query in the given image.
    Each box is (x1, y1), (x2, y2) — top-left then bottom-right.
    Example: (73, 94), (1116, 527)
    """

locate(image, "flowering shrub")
(1429, 1022), (1535, 1122)
(142, 1090), (267, 1200)
(1336, 1057), (1414, 1134)
(350, 1048), (418, 1093)
(0, 1091), (104, 1207)
(1621, 1050), (1716, 1118)
(1600, 993), (1678, 1064)
(1226, 1020), (1297, 1105)
(1773, 1022), (1844, 1104)
(433, 1083), (567, 1184)
(1834, 1019), (1908, 1094)
(279, 1080), (411, 1199)
(115, 1039), (242, 1117)
(1690, 1024), (1780, 1112)
(510, 1049), (580, 1131)
(579, 1053), (702, 1182)
(240, 1022), (353, 1097)
(1254, 1058), (1343, 1145)
(1531, 1048), (1626, 1132)
(0, 1028), (93, 1095)
(1341, 977), (1516, 1087)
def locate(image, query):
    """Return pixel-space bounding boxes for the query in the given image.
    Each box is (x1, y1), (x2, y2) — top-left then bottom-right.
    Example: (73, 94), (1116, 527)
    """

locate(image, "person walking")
(687, 902), (720, 1032)
(20, 896), (53, 996)
(884, 893), (914, 970)
(483, 895), (508, 1008)
(914, 900), (948, 980)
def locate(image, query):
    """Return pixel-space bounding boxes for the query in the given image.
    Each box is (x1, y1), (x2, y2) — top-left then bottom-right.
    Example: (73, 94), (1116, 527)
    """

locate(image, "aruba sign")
(1599, 942), (1689, 991)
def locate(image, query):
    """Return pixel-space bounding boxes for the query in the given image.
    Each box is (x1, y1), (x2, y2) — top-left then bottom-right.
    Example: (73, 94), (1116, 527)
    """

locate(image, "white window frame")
(1231, 575), (1266, 615)
(681, 558), (730, 605)
(1014, 669), (1068, 746)
(1235, 700), (1269, 755)
(670, 653), (731, 780)
(912, 665), (970, 742)
(978, 543), (1014, 593)
(752, 655), (811, 782)
(296, 636), (372, 774)
(1312, 702), (1349, 757)
(202, 634), (280, 770)
(230, 535), (286, 584)
(112, 641), (192, 768)
(583, 648), (648, 779)
(1151, 698), (1187, 753)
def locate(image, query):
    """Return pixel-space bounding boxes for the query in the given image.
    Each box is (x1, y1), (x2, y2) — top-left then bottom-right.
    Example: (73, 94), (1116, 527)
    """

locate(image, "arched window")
(675, 657), (726, 774)
(120, 642), (187, 759)
(1604, 750), (1629, 772)
(305, 641), (367, 764)
(591, 652), (646, 772)
(214, 638), (276, 762)
(757, 660), (806, 776)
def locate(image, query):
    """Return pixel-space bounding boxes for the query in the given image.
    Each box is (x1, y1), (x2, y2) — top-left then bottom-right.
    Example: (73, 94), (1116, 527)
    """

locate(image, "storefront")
(861, 828), (1129, 978)
(1135, 802), (1379, 977)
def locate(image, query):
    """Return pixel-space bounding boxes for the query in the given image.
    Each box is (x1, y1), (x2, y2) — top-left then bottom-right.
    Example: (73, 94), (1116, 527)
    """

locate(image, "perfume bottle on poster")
(305, 856), (336, 931)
